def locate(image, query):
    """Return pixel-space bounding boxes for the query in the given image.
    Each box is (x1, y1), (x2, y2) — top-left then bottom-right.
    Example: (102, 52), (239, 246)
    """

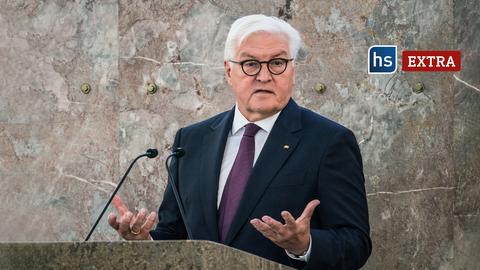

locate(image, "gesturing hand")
(107, 195), (157, 240)
(250, 199), (320, 255)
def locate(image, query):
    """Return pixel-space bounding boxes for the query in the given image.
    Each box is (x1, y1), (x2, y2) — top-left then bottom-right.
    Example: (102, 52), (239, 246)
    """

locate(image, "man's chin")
(246, 105), (282, 118)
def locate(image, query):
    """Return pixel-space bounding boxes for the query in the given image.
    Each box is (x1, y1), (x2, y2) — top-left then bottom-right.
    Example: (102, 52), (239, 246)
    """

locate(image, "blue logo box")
(368, 45), (397, 74)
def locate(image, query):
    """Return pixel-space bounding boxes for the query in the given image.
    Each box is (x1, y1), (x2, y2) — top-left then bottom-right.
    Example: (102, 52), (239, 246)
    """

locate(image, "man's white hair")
(224, 14), (301, 61)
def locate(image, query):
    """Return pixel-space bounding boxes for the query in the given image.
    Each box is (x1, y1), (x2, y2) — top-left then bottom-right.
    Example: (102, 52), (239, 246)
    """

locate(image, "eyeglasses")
(228, 58), (294, 76)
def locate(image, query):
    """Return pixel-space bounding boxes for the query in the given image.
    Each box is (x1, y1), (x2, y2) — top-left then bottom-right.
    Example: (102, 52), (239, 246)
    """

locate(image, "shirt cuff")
(285, 234), (312, 262)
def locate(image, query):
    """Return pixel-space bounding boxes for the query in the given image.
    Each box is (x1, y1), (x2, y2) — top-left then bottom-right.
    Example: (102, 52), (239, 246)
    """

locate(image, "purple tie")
(218, 123), (261, 243)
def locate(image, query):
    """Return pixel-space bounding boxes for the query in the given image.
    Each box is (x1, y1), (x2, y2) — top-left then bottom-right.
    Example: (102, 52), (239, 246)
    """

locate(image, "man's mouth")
(253, 89), (274, 94)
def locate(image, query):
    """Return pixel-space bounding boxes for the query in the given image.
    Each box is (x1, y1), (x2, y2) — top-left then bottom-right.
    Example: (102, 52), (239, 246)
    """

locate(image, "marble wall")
(0, 0), (478, 269)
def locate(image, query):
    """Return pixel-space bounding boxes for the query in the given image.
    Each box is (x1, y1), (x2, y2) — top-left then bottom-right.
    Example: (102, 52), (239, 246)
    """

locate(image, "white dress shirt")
(216, 105), (311, 262)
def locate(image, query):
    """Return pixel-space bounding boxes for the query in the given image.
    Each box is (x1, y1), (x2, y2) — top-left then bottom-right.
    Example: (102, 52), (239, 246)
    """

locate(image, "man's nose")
(255, 63), (272, 82)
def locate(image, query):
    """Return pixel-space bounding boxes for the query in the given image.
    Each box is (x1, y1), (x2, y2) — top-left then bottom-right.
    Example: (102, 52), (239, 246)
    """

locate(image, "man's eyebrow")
(271, 52), (288, 58)
(238, 51), (289, 59)
(238, 53), (257, 59)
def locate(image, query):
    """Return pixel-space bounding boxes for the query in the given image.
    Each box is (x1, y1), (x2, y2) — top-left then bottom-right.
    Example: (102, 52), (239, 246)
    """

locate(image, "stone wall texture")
(0, 0), (478, 269)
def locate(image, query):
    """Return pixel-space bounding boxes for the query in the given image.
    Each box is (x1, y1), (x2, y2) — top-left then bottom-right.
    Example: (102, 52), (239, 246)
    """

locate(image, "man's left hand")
(250, 199), (320, 255)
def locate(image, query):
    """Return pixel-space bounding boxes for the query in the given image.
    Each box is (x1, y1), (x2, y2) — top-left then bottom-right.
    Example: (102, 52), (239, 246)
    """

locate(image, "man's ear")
(224, 60), (232, 86)
(291, 61), (296, 85)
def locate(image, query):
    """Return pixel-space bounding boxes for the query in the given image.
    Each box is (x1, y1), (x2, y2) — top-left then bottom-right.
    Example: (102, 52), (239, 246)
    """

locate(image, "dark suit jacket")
(150, 99), (372, 269)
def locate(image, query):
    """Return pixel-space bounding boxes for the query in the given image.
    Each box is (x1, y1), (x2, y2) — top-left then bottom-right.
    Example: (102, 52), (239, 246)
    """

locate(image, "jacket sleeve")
(304, 128), (372, 270)
(149, 128), (188, 240)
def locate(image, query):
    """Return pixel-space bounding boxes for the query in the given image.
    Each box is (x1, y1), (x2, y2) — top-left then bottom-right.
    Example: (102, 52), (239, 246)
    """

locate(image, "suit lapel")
(224, 99), (302, 244)
(199, 109), (234, 242)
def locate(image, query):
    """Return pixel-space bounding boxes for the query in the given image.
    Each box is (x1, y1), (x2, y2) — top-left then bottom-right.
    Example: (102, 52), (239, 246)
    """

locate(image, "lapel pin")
(283, 144), (290, 150)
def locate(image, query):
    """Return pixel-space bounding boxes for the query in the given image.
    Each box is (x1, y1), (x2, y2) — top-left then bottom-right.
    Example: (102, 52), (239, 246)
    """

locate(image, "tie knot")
(243, 123), (261, 137)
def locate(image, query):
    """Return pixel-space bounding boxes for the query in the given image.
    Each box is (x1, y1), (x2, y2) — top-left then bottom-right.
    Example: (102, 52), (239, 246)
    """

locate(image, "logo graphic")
(368, 45), (397, 74)
(402, 50), (461, 72)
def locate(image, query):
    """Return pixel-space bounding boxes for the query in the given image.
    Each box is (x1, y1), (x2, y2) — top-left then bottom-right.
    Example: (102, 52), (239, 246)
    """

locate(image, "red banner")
(402, 50), (461, 72)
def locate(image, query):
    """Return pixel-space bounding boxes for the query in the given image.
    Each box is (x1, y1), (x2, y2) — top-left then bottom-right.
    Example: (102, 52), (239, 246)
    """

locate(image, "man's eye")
(244, 61), (259, 67)
(270, 59), (284, 66)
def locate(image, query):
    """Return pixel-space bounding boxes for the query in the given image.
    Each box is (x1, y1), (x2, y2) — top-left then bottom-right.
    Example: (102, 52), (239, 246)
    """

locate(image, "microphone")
(172, 147), (185, 158)
(84, 149), (158, 241)
(146, 148), (158, 158)
(165, 147), (192, 239)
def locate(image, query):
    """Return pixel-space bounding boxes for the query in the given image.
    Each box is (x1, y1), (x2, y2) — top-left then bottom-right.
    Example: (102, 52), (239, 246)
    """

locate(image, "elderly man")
(108, 14), (371, 269)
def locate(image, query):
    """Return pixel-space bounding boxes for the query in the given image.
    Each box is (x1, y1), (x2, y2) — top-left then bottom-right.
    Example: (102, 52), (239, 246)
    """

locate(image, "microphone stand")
(84, 149), (158, 241)
(165, 148), (192, 239)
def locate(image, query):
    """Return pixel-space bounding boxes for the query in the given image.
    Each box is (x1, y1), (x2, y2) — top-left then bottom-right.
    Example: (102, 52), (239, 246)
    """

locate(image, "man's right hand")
(107, 195), (157, 240)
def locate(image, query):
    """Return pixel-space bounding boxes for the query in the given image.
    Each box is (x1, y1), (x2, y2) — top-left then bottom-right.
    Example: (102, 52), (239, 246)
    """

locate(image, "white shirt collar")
(231, 104), (281, 135)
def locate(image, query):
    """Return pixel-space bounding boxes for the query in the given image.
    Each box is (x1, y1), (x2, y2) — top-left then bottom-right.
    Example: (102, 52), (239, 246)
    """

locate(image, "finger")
(118, 211), (134, 235)
(107, 213), (120, 231)
(299, 199), (320, 221)
(130, 208), (147, 233)
(281, 211), (297, 229)
(141, 211), (157, 231)
(250, 219), (277, 240)
(112, 195), (129, 216)
(261, 215), (285, 234)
